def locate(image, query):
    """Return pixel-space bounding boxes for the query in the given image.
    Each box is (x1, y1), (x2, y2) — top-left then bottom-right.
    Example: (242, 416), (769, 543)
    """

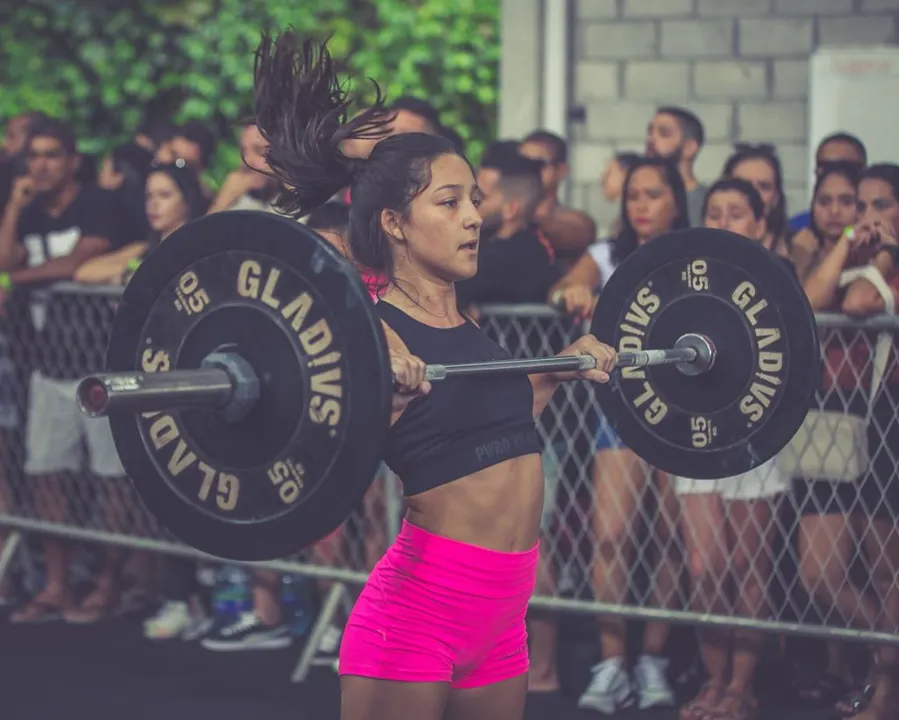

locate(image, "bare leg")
(340, 677), (449, 720)
(723, 497), (777, 713)
(527, 544), (558, 692)
(860, 518), (899, 718)
(592, 448), (649, 660)
(446, 675), (528, 720)
(798, 514), (879, 629)
(643, 470), (678, 656)
(12, 474), (73, 621)
(681, 494), (730, 685)
(679, 493), (730, 717)
(0, 431), (13, 599)
(253, 569), (283, 626)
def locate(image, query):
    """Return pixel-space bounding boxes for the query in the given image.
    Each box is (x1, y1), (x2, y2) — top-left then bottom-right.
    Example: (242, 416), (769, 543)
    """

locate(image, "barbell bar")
(77, 334), (714, 419)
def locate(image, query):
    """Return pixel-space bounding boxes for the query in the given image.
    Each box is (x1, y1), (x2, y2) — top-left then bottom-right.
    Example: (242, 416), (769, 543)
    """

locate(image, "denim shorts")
(593, 409), (626, 453)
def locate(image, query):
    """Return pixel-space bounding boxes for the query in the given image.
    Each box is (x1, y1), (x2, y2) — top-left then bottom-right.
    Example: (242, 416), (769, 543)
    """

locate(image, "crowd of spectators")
(0, 98), (897, 720)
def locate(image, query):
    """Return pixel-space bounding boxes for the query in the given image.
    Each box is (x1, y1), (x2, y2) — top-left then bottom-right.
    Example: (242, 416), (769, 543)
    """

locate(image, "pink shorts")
(339, 520), (538, 688)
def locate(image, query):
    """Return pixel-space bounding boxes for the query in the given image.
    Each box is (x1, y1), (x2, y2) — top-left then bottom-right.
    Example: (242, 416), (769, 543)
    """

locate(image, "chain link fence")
(0, 286), (897, 669)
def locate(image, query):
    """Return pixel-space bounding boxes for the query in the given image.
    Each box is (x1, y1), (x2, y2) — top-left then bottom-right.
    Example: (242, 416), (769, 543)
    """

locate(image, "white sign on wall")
(809, 46), (899, 191)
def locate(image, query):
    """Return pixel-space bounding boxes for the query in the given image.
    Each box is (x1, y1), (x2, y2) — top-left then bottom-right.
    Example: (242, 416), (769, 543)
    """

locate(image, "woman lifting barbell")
(253, 31), (617, 720)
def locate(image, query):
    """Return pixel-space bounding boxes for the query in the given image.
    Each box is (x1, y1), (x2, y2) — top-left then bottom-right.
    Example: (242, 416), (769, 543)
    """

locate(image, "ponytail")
(253, 30), (393, 218)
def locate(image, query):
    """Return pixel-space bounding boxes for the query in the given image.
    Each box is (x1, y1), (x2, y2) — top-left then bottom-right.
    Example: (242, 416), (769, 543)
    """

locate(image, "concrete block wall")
(570, 0), (899, 231)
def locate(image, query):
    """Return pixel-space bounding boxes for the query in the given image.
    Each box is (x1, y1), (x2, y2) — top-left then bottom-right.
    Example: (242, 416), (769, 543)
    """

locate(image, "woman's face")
(145, 172), (189, 237)
(625, 166), (677, 243)
(704, 190), (764, 241)
(601, 158), (626, 202)
(386, 153), (483, 283)
(731, 157), (779, 218)
(813, 173), (857, 244)
(857, 177), (899, 241)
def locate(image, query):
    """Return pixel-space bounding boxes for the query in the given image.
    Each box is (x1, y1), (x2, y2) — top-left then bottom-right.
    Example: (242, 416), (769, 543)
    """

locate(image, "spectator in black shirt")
(456, 152), (559, 307)
(0, 117), (130, 624)
(0, 111), (48, 215)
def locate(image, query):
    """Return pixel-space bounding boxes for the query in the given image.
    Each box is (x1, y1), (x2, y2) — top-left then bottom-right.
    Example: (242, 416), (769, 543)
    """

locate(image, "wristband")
(126, 258), (142, 272)
(0, 272), (12, 290)
(549, 289), (564, 308)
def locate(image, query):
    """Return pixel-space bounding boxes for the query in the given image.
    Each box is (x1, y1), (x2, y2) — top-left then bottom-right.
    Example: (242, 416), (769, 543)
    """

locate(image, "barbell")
(75, 211), (820, 561)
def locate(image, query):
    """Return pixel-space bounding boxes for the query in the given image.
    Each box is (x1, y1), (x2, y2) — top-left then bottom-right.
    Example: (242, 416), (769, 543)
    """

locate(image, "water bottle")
(212, 566), (251, 624)
(281, 574), (315, 637)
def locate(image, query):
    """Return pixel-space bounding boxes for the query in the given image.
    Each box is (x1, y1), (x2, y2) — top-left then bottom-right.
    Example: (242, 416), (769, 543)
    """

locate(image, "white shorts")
(675, 455), (787, 501)
(24, 371), (125, 478)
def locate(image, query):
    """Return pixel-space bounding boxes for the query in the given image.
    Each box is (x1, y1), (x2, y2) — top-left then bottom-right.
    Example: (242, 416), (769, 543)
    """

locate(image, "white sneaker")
(577, 658), (635, 714)
(633, 654), (675, 709)
(143, 601), (191, 640)
(318, 624), (343, 654)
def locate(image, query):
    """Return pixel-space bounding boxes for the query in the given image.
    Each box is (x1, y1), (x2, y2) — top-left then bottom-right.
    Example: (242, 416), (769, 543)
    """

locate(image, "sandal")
(794, 672), (850, 705)
(63, 588), (121, 625)
(9, 596), (67, 624)
(711, 689), (758, 720)
(680, 680), (725, 720)
(833, 684), (876, 718)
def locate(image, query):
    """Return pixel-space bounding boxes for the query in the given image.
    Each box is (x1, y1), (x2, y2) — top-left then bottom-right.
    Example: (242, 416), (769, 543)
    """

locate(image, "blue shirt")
(789, 210), (810, 232)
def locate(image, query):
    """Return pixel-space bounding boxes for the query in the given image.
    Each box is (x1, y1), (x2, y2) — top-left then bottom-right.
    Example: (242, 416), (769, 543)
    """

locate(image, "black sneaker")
(200, 612), (292, 651)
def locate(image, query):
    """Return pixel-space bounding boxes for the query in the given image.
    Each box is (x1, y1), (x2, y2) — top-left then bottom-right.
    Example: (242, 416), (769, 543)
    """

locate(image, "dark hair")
(390, 96), (441, 133)
(27, 116), (77, 155)
(722, 145), (788, 244)
(656, 106), (704, 148)
(808, 161), (861, 246)
(522, 130), (567, 163)
(14, 111), (49, 133)
(306, 201), (350, 235)
(702, 177), (765, 222)
(175, 120), (217, 167)
(437, 125), (465, 154)
(147, 163), (207, 224)
(150, 120), (178, 149)
(614, 157), (689, 263)
(253, 31), (462, 285)
(110, 143), (154, 188)
(858, 163), (899, 202)
(614, 152), (642, 172)
(480, 140), (522, 168)
(488, 154), (543, 219)
(818, 132), (867, 166)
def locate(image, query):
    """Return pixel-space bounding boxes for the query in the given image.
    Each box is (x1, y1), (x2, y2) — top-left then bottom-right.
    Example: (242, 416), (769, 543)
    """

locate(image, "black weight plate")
(592, 227), (819, 480)
(106, 211), (392, 561)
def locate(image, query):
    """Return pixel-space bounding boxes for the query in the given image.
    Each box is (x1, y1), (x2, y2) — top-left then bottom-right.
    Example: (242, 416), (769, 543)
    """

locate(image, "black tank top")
(378, 302), (542, 496)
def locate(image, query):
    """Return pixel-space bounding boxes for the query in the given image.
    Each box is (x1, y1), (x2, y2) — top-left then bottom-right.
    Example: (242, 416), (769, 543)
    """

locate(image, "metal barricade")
(0, 287), (897, 681)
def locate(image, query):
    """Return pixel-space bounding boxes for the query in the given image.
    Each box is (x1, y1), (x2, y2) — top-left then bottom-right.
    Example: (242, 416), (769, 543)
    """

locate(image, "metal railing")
(0, 285), (897, 682)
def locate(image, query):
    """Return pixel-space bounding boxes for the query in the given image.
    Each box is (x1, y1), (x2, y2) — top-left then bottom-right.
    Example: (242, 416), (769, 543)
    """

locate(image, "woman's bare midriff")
(403, 453), (545, 552)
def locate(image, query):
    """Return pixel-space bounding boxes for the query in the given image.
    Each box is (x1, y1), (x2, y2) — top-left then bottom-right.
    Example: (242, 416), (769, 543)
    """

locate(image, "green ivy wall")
(0, 0), (499, 186)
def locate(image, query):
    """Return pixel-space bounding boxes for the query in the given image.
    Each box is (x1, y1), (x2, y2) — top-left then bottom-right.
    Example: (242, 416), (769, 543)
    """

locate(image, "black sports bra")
(377, 302), (542, 496)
